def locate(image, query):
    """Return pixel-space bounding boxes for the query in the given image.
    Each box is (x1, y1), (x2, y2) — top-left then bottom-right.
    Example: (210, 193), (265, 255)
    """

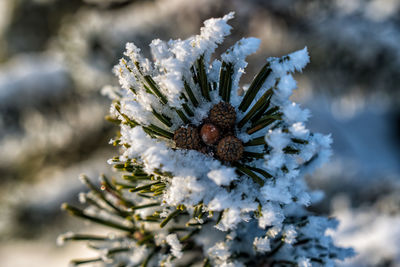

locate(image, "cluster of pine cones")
(173, 102), (244, 162)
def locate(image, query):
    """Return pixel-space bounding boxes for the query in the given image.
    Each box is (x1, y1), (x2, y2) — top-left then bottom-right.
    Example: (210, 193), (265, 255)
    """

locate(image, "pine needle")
(238, 62), (272, 112)
(195, 56), (211, 101)
(218, 61), (234, 102)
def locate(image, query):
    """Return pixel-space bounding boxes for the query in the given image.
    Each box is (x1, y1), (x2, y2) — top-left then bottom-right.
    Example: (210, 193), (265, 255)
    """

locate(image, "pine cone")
(209, 102), (236, 130)
(200, 123), (220, 145)
(217, 136), (244, 162)
(174, 126), (201, 150)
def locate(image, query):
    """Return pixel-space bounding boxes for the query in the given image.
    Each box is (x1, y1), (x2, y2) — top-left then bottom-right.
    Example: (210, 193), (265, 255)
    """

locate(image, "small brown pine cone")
(217, 136), (244, 162)
(209, 102), (236, 130)
(200, 123), (220, 145)
(173, 126), (201, 150)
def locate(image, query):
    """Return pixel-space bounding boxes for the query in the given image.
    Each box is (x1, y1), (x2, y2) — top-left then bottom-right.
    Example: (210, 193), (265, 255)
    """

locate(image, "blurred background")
(0, 0), (399, 266)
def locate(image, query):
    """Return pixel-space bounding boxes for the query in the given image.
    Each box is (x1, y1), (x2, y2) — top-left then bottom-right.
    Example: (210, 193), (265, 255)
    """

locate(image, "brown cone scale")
(173, 126), (201, 150)
(209, 102), (236, 130)
(217, 136), (244, 162)
(200, 123), (220, 145)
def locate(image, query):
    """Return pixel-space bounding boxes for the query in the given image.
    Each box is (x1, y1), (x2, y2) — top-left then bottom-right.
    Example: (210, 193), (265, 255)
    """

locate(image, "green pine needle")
(62, 233), (108, 242)
(180, 229), (200, 242)
(180, 93), (195, 117)
(237, 87), (274, 128)
(233, 163), (265, 186)
(129, 182), (164, 193)
(123, 174), (152, 181)
(70, 257), (102, 266)
(247, 166), (273, 179)
(218, 61), (234, 102)
(143, 75), (168, 105)
(239, 62), (272, 112)
(250, 97), (272, 124)
(283, 146), (300, 154)
(184, 81), (199, 107)
(145, 124), (174, 139)
(62, 203), (135, 232)
(195, 56), (211, 101)
(174, 108), (191, 124)
(160, 209), (182, 228)
(182, 103), (194, 117)
(100, 175), (135, 208)
(247, 113), (281, 135)
(131, 203), (161, 210)
(244, 136), (266, 146)
(141, 250), (155, 267)
(291, 138), (309, 145)
(151, 108), (173, 127)
(115, 104), (139, 128)
(80, 175), (128, 216)
(106, 247), (131, 257)
(243, 151), (265, 159)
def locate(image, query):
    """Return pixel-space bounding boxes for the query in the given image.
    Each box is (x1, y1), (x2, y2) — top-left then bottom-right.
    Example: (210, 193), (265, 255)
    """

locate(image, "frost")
(258, 203), (284, 229)
(253, 236), (271, 252)
(208, 242), (231, 261)
(283, 103), (310, 123)
(215, 208), (242, 231)
(289, 122), (309, 139)
(207, 167), (237, 186)
(283, 225), (297, 244)
(297, 257), (312, 267)
(166, 234), (183, 259)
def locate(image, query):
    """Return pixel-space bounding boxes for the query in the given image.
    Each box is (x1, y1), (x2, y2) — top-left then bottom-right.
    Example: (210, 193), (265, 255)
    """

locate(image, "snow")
(297, 257), (312, 267)
(283, 103), (310, 124)
(207, 242), (231, 262)
(282, 225), (297, 244)
(253, 236), (271, 252)
(166, 234), (183, 259)
(207, 167), (238, 186)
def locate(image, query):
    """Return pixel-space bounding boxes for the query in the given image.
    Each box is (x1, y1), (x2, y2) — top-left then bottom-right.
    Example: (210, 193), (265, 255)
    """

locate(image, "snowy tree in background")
(60, 13), (354, 266)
